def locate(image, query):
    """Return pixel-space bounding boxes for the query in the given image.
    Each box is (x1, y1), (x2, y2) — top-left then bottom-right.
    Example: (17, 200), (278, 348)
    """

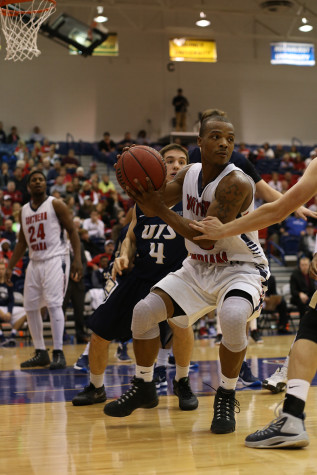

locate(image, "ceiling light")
(298, 16), (313, 32)
(195, 11), (211, 28)
(94, 6), (108, 23)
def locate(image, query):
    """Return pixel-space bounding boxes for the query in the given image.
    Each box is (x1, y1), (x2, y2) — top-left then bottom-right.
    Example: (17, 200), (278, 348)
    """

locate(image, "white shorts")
(153, 258), (269, 328)
(0, 306), (26, 325)
(23, 254), (70, 311)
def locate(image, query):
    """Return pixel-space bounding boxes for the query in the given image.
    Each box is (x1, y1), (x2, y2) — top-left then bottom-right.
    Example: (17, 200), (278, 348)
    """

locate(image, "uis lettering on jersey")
(25, 212), (48, 225)
(186, 195), (210, 218)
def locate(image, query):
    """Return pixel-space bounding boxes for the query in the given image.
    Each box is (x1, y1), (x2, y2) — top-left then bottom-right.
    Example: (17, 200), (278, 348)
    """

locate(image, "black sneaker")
(72, 382), (107, 406)
(50, 350), (66, 370)
(210, 386), (240, 434)
(250, 330), (263, 344)
(104, 376), (159, 417)
(173, 377), (199, 411)
(20, 349), (51, 368)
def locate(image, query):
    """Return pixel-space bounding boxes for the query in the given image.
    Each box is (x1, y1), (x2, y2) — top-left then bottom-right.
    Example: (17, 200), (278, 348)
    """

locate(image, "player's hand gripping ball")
(115, 145), (166, 193)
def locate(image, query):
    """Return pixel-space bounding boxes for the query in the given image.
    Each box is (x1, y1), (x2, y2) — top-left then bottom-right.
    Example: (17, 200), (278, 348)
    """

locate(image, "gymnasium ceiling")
(50, 0), (317, 41)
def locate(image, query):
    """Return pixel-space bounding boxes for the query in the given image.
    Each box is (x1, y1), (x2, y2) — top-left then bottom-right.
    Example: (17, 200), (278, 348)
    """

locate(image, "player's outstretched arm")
(53, 199), (83, 281)
(190, 158), (317, 241)
(112, 206), (137, 280)
(255, 178), (317, 220)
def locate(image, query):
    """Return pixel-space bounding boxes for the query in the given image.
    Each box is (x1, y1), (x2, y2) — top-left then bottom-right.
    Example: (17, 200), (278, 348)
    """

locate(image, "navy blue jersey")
(189, 147), (261, 184)
(131, 203), (188, 282)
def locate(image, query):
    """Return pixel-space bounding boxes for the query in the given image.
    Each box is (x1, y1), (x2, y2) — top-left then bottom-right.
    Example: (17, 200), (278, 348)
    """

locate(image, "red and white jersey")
(183, 163), (268, 267)
(21, 196), (69, 261)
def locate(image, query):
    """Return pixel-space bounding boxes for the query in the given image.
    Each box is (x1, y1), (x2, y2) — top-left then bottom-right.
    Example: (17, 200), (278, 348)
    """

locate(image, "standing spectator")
(98, 132), (117, 167)
(29, 126), (44, 144)
(5, 170), (83, 369)
(0, 121), (6, 143)
(83, 210), (105, 240)
(6, 126), (19, 145)
(290, 256), (315, 319)
(172, 88), (189, 131)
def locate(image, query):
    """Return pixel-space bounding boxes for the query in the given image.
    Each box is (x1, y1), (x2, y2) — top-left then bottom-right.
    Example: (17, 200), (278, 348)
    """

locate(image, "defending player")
(189, 157), (317, 448)
(72, 144), (199, 411)
(6, 170), (83, 369)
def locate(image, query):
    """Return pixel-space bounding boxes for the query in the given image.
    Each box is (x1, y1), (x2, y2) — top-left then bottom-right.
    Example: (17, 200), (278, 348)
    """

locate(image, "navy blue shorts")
(88, 273), (156, 342)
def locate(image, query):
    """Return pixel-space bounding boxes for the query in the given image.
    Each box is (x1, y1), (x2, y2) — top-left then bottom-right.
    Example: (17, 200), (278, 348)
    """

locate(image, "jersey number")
(149, 242), (165, 264)
(28, 223), (46, 243)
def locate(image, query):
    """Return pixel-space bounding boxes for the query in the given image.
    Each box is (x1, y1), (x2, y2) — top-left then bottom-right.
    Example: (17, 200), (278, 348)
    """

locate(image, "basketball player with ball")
(73, 143), (199, 411)
(6, 170), (83, 369)
(104, 110), (269, 436)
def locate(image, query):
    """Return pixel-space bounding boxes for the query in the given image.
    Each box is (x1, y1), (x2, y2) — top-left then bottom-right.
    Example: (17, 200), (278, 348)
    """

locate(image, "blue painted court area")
(1, 358), (316, 405)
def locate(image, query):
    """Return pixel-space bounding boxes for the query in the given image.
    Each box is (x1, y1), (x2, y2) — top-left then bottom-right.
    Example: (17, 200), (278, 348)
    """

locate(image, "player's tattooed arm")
(206, 171), (253, 224)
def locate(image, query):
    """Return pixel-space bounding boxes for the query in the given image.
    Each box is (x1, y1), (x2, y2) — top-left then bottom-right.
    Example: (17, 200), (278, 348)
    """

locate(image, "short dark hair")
(199, 108), (231, 136)
(160, 144), (189, 163)
(27, 170), (46, 184)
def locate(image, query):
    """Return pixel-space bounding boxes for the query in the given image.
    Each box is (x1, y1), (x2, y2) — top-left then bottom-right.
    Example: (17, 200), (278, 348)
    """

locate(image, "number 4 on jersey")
(149, 242), (166, 264)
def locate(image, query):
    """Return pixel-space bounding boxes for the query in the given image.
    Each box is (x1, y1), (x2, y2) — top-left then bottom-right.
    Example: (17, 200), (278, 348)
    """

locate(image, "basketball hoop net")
(0, 0), (56, 61)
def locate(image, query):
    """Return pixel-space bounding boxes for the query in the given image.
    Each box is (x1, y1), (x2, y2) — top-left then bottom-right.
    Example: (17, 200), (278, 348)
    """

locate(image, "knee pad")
(220, 296), (252, 352)
(131, 293), (167, 340)
(296, 307), (317, 343)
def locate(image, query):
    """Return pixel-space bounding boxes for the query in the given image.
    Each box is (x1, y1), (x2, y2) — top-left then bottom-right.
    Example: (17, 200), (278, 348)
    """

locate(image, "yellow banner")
(93, 33), (119, 56)
(169, 38), (217, 63)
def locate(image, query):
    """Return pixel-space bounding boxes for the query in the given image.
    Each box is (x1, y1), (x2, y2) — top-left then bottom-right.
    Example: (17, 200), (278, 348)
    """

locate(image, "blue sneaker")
(73, 354), (89, 373)
(239, 361), (261, 387)
(154, 365), (168, 389)
(115, 342), (132, 362)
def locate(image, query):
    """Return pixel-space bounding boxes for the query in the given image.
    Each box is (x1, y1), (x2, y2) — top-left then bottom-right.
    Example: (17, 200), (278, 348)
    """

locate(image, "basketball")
(115, 145), (167, 193)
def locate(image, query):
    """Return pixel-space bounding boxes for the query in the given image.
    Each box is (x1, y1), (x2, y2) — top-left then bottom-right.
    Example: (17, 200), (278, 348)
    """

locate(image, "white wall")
(1, 28), (317, 145)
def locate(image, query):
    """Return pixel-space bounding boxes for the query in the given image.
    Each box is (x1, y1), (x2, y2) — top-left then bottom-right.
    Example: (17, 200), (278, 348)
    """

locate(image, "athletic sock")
(26, 309), (46, 350)
(220, 373), (238, 391)
(283, 379), (310, 417)
(90, 372), (104, 389)
(175, 364), (189, 382)
(47, 306), (65, 351)
(135, 364), (154, 382)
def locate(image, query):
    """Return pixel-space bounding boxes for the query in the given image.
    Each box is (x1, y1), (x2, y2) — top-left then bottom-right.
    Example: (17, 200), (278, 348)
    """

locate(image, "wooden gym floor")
(0, 334), (316, 475)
